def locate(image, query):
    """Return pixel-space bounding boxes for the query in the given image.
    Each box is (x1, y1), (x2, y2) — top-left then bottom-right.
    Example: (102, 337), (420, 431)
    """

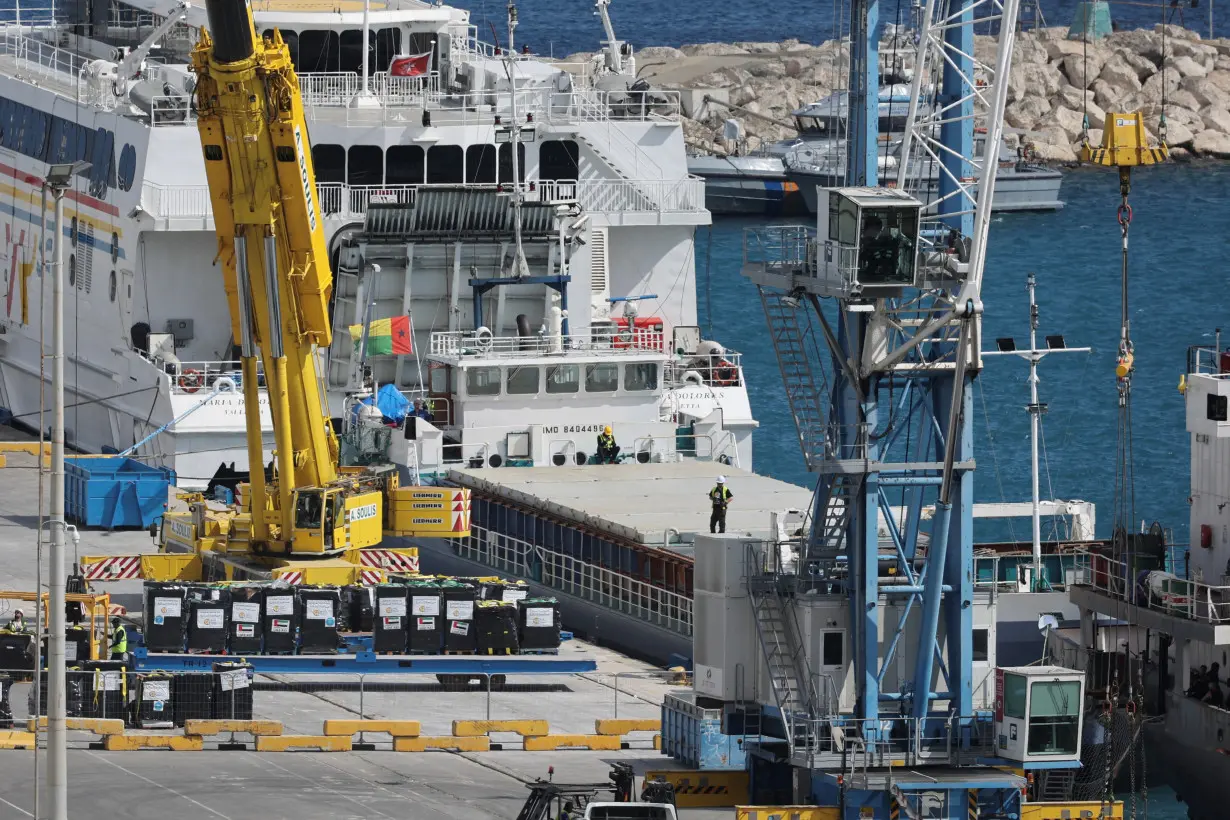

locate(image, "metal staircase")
(574, 131), (659, 212)
(1037, 768), (1076, 802)
(746, 543), (823, 757)
(759, 289), (829, 470)
(806, 473), (861, 562)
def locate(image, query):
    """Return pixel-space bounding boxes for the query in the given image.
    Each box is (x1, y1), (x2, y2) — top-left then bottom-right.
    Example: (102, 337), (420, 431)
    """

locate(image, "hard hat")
(717, 475), (726, 484)
(12, 609), (22, 618)
(604, 425), (612, 435)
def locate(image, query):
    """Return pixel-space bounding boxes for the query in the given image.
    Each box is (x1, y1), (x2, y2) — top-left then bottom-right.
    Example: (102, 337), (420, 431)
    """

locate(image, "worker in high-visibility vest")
(709, 476), (733, 534)
(3, 609), (26, 633)
(110, 617), (128, 661)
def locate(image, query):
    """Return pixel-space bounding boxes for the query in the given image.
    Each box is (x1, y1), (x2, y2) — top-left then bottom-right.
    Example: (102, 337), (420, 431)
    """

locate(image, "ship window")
(506, 366), (539, 395)
(465, 145), (497, 184)
(466, 366), (501, 396)
(546, 364), (579, 394)
(497, 142), (525, 183)
(973, 628), (989, 662)
(339, 29), (370, 74)
(204, 144), (223, 161)
(539, 140), (579, 181)
(386, 145), (425, 185)
(374, 28), (401, 72)
(1208, 394), (1228, 422)
(1002, 672), (1027, 720)
(109, 270), (116, 302)
(624, 363), (658, 391)
(312, 144), (345, 183)
(298, 30), (340, 73)
(347, 145), (383, 185)
(70, 217), (78, 246)
(585, 363), (618, 393)
(426, 145), (463, 184)
(111, 233), (119, 263)
(68, 254), (76, 288)
(1027, 679), (1081, 756)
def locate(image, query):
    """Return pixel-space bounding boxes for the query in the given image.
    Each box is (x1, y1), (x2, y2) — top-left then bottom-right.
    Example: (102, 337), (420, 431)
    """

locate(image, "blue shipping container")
(65, 457), (175, 529)
(661, 691), (749, 770)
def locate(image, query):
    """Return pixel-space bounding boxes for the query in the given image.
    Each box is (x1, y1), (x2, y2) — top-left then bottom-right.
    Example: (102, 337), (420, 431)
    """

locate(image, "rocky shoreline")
(572, 25), (1230, 162)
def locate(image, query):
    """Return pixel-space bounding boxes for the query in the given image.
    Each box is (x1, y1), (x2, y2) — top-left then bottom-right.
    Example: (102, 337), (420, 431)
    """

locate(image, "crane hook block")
(1080, 111), (1168, 168)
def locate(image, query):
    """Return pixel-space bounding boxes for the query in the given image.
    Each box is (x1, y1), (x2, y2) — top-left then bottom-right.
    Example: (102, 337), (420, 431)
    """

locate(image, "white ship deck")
(448, 461), (812, 554)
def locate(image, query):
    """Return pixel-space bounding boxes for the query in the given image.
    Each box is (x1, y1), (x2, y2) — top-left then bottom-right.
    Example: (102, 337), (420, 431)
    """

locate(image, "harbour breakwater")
(570, 25), (1230, 162)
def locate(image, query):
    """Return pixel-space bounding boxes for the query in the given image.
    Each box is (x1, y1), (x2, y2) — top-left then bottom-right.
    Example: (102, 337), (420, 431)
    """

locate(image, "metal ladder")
(1038, 768), (1077, 802)
(759, 288), (829, 470)
(746, 545), (822, 756)
(806, 473), (861, 562)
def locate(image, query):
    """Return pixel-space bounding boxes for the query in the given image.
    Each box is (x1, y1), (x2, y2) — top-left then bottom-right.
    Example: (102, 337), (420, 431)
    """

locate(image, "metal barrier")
(1, 667), (672, 750)
(458, 525), (694, 637)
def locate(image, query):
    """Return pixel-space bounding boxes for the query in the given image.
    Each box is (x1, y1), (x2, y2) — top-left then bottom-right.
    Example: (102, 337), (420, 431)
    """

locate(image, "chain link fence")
(0, 666), (689, 750)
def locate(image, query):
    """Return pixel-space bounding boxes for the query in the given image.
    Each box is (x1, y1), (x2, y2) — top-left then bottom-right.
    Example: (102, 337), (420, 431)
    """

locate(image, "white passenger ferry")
(0, 0), (728, 487)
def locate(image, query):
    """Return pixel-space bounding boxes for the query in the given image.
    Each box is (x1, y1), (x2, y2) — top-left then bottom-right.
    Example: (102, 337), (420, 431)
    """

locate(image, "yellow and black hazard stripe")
(673, 782), (730, 795)
(968, 789), (980, 820)
(890, 796), (901, 820)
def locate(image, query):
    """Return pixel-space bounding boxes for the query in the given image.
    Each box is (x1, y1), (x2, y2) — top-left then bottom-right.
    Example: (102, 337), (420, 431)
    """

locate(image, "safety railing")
(429, 329), (669, 358)
(1071, 552), (1230, 623)
(576, 176), (705, 214)
(160, 360), (258, 395)
(458, 525), (693, 637)
(1187, 344), (1230, 378)
(793, 713), (995, 767)
(825, 422), (870, 462)
(664, 355), (745, 389)
(140, 183), (212, 219)
(298, 70), (442, 108)
(146, 94), (194, 126)
(0, 27), (87, 91)
(743, 225), (816, 270)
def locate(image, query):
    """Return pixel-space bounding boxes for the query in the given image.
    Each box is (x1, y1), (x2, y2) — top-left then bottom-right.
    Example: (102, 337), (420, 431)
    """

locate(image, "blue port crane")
(741, 0), (1030, 812)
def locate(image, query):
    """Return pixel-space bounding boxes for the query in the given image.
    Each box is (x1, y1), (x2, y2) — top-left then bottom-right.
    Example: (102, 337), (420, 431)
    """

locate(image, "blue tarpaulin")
(354, 384), (410, 424)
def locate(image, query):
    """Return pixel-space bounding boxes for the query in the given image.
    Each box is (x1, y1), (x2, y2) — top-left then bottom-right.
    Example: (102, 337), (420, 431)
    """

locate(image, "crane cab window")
(585, 363), (618, 393)
(387, 145), (425, 184)
(506, 366), (540, 395)
(466, 367), (501, 396)
(465, 145), (497, 183)
(539, 140), (579, 180)
(312, 144), (345, 183)
(1027, 679), (1081, 756)
(546, 364), (579, 394)
(295, 490), (325, 530)
(426, 145), (463, 184)
(347, 145), (384, 185)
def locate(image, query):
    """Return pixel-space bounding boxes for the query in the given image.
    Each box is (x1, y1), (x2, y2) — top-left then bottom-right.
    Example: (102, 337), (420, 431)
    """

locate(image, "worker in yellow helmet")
(596, 425), (621, 464)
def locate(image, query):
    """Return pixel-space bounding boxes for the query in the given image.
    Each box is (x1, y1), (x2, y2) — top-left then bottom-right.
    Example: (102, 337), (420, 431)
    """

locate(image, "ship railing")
(147, 94), (194, 126)
(627, 433), (731, 465)
(140, 183), (212, 219)
(1071, 552), (1230, 623)
(824, 422), (870, 461)
(429, 329), (668, 359)
(458, 524), (692, 636)
(575, 175), (705, 213)
(298, 70), (442, 108)
(1186, 344), (1230, 377)
(793, 713), (995, 767)
(160, 360), (261, 395)
(663, 354), (745, 389)
(743, 225), (817, 270)
(0, 27), (88, 89)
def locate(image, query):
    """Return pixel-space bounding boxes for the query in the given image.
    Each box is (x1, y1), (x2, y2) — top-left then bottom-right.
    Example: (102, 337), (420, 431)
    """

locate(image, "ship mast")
(983, 273), (1089, 590)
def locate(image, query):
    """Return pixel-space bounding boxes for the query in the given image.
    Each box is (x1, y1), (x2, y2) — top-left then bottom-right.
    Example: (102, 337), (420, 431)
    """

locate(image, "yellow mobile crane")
(79, 0), (467, 585)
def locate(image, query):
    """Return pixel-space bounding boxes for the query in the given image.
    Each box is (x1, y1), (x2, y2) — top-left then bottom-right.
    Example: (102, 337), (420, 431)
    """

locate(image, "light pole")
(45, 160), (88, 820)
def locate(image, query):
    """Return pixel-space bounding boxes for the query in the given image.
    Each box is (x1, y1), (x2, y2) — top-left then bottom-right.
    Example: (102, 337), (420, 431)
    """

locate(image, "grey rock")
(1098, 55), (1144, 93)
(1052, 106), (1087, 142)
(1181, 75), (1230, 107)
(1165, 55), (1209, 78)
(1204, 107), (1230, 134)
(1192, 129), (1230, 157)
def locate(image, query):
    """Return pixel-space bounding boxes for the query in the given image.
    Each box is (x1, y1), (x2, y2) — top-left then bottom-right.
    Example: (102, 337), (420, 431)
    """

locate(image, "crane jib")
(294, 125), (317, 233)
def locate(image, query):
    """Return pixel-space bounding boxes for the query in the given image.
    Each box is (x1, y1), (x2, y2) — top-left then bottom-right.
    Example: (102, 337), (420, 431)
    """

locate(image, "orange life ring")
(715, 360), (737, 386)
(179, 369), (203, 393)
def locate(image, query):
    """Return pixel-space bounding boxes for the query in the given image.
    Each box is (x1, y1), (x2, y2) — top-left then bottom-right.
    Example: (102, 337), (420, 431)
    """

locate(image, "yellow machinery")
(1, 592), (114, 660)
(79, 0), (468, 585)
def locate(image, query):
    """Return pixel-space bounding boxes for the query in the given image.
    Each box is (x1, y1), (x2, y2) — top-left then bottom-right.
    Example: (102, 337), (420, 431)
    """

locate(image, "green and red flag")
(349, 315), (412, 355)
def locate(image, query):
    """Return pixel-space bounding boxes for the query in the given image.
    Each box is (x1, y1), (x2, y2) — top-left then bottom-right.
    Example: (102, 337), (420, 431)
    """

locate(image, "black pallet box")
(228, 587), (264, 655)
(144, 583), (188, 652)
(442, 584), (477, 653)
(372, 585), (409, 653)
(0, 633), (33, 673)
(135, 673), (174, 728)
(211, 662), (254, 720)
(344, 585), (374, 633)
(476, 600), (520, 655)
(406, 582), (443, 653)
(186, 598), (228, 653)
(262, 590), (298, 654)
(518, 598), (562, 651)
(81, 660), (128, 721)
(172, 673), (215, 726)
(31, 668), (90, 718)
(297, 587), (341, 654)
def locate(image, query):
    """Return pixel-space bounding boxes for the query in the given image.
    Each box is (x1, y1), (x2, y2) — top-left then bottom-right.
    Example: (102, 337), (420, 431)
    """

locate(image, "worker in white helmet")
(4, 608), (26, 633)
(708, 475), (733, 534)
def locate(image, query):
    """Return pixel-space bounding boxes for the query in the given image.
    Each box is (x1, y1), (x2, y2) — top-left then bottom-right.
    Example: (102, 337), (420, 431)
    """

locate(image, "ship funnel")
(205, 0), (256, 63)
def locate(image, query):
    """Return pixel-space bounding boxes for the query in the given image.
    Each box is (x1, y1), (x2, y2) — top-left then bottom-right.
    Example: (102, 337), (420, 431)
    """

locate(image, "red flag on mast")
(389, 53), (431, 77)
